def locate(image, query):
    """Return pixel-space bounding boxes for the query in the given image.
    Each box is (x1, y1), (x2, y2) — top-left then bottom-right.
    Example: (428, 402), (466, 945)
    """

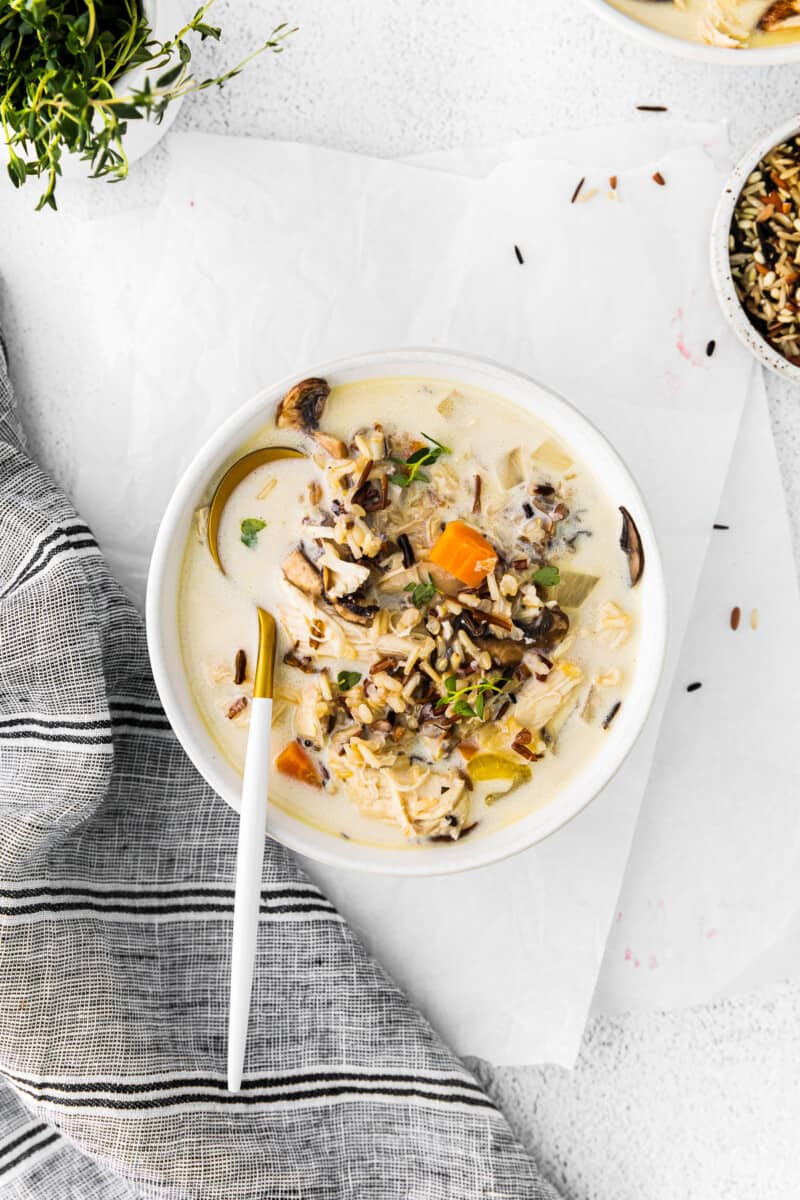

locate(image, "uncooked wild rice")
(730, 136), (800, 364)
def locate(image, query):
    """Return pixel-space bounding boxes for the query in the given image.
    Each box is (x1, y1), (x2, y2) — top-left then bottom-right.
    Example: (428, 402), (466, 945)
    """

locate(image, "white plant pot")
(59, 0), (185, 181)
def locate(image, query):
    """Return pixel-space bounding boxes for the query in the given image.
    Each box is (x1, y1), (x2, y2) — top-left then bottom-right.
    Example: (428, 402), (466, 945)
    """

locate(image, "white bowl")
(711, 114), (800, 384)
(582, 0), (800, 65)
(146, 348), (668, 876)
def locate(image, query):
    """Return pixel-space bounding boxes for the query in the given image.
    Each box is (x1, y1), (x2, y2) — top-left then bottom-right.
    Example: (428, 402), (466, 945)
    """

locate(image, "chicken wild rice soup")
(180, 377), (644, 849)
(606, 0), (800, 48)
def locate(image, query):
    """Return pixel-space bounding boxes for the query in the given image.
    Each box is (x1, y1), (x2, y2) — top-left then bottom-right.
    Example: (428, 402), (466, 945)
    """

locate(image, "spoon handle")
(226, 696), (272, 1092)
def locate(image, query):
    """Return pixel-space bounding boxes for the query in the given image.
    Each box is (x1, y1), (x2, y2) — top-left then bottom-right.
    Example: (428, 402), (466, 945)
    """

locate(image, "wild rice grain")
(233, 649), (247, 685)
(637, 104), (668, 112)
(706, 339), (716, 357)
(514, 244), (524, 265)
(571, 177), (585, 204)
(686, 681), (702, 693)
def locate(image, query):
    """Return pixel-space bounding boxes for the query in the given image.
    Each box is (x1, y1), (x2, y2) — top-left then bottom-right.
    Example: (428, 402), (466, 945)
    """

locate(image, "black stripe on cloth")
(0, 729), (113, 747)
(4, 522), (93, 591)
(13, 536), (99, 594)
(108, 699), (166, 715)
(0, 716), (111, 732)
(0, 885), (325, 902)
(0, 1123), (49, 1163)
(4, 1071), (485, 1097)
(0, 901), (336, 918)
(8, 522), (96, 590)
(0, 1131), (60, 1178)
(10, 1084), (494, 1113)
(110, 717), (173, 732)
(0, 902), (335, 916)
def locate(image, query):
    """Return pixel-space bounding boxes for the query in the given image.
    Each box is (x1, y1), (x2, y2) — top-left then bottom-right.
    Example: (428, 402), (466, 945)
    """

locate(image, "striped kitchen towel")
(0, 341), (558, 1199)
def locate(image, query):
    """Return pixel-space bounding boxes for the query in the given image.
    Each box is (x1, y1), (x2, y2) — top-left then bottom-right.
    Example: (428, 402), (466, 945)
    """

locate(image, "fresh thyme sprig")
(436, 674), (506, 721)
(390, 433), (451, 488)
(0, 1), (295, 210)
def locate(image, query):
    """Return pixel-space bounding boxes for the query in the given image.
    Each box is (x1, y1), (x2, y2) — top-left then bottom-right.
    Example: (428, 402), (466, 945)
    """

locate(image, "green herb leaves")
(404, 574), (439, 607)
(336, 670), (362, 692)
(0, 3), (295, 210)
(436, 675), (505, 721)
(240, 517), (266, 548)
(532, 565), (560, 588)
(390, 433), (451, 488)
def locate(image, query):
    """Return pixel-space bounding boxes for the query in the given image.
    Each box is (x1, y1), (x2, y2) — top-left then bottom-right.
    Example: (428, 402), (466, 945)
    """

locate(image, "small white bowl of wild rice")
(711, 116), (800, 384)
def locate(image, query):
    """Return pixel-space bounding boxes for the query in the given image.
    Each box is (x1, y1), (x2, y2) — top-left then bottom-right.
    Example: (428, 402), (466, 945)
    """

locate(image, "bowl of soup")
(147, 349), (667, 875)
(584, 0), (800, 63)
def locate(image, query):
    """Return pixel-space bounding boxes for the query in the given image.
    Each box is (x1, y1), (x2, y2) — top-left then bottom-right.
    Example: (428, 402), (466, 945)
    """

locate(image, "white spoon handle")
(226, 696), (272, 1092)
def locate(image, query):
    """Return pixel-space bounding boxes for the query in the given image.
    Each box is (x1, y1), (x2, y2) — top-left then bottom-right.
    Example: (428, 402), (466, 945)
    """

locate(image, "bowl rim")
(146, 347), (669, 876)
(710, 113), (800, 383)
(581, 0), (800, 65)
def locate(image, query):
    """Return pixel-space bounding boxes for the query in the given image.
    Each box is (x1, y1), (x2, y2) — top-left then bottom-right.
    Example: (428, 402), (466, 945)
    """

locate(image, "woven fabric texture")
(0, 345), (558, 1200)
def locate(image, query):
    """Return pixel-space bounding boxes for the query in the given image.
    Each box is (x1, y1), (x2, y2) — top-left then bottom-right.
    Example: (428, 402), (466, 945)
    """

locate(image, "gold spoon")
(207, 444), (305, 1093)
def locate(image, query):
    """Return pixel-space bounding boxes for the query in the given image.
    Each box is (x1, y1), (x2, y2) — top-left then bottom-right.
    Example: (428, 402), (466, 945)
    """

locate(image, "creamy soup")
(607, 0), (800, 47)
(180, 377), (644, 850)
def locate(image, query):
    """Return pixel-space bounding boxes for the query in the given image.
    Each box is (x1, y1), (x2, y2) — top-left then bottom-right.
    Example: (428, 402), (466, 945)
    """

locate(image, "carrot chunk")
(275, 740), (323, 788)
(429, 520), (498, 587)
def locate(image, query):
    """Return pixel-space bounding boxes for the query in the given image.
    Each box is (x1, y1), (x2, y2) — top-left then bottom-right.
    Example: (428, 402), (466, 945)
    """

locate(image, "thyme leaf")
(404, 574), (439, 607)
(390, 432), (451, 488)
(336, 670), (362, 692)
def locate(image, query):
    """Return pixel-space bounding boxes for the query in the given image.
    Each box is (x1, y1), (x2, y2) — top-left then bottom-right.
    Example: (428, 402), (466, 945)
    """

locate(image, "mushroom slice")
(619, 506), (645, 587)
(759, 0), (800, 30)
(331, 596), (379, 626)
(276, 377), (330, 432)
(475, 635), (525, 667)
(517, 605), (570, 650)
(282, 547), (323, 597)
(313, 431), (349, 459)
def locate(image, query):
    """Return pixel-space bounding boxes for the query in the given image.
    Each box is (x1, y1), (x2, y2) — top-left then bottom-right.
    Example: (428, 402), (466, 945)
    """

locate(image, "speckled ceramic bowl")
(583, 0), (800, 65)
(710, 115), (800, 385)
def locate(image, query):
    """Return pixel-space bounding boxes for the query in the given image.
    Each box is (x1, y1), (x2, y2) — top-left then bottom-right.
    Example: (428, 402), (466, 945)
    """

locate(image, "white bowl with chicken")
(147, 349), (668, 876)
(583, 0), (800, 63)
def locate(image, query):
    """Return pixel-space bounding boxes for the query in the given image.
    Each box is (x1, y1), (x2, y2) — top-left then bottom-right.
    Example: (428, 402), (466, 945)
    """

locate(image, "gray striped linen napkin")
(0, 341), (559, 1200)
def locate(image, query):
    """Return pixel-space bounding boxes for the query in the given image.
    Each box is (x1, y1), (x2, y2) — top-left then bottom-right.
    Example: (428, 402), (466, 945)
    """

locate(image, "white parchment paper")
(0, 123), (774, 1065)
(143, 132), (749, 1065)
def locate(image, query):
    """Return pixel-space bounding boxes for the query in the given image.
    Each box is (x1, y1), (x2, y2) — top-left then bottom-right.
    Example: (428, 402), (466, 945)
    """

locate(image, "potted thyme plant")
(0, 1), (292, 210)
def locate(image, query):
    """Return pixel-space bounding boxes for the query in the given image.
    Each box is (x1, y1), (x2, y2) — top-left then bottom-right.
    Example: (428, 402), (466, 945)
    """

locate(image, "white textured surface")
(160, 6), (800, 1194)
(3, 2), (800, 1195)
